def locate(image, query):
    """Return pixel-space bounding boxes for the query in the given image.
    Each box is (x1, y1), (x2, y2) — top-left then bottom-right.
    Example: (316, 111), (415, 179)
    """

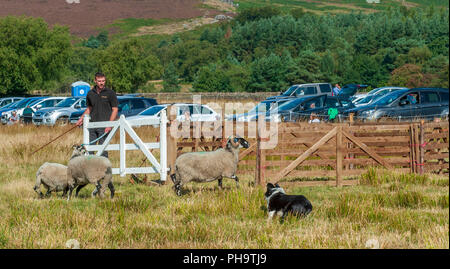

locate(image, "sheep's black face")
(238, 138), (250, 148)
(227, 137), (250, 149)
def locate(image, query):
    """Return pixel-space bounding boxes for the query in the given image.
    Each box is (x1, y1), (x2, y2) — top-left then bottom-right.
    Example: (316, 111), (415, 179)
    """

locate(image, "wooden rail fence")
(165, 119), (449, 187)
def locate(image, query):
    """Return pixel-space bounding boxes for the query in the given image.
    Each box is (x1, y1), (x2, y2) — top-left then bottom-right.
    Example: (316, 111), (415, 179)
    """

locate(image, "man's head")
(335, 84), (340, 87)
(94, 72), (106, 90)
(310, 103), (315, 109)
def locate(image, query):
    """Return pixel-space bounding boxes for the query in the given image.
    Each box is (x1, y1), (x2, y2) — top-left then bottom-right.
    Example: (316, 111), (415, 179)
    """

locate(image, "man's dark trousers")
(89, 128), (109, 158)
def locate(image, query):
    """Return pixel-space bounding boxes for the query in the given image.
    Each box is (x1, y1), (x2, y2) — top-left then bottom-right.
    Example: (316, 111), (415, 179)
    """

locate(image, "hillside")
(0, 0), (447, 38)
(0, 0), (233, 37)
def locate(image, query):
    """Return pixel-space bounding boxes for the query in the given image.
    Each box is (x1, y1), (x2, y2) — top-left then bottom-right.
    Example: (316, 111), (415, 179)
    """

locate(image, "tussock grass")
(0, 125), (448, 248)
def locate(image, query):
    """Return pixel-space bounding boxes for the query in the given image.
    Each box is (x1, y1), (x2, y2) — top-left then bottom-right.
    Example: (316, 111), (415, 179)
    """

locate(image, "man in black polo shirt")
(76, 72), (118, 158)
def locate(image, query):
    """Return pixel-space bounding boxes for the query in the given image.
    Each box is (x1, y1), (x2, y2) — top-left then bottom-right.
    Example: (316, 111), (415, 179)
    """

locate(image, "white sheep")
(170, 136), (250, 196)
(33, 162), (69, 198)
(66, 144), (115, 200)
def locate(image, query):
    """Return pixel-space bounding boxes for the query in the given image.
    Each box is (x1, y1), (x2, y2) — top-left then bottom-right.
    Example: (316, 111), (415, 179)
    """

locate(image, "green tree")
(249, 53), (288, 92)
(192, 64), (231, 92)
(162, 62), (180, 92)
(0, 16), (72, 95)
(235, 6), (282, 24)
(389, 64), (435, 88)
(96, 39), (163, 92)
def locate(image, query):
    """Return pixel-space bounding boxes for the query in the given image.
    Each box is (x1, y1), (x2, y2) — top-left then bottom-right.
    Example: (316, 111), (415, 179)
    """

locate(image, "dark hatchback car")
(69, 96), (158, 123)
(265, 94), (355, 122)
(344, 88), (449, 122)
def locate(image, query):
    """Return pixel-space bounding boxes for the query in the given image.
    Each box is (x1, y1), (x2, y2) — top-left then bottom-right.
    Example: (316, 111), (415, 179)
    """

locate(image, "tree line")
(0, 6), (448, 96)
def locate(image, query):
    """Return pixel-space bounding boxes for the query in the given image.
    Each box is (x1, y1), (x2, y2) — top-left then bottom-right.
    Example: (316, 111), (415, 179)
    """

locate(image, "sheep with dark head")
(170, 136), (250, 196)
(66, 144), (115, 200)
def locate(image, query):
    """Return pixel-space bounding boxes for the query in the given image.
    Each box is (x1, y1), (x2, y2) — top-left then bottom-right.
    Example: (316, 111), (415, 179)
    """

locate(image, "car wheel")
(56, 117), (68, 126)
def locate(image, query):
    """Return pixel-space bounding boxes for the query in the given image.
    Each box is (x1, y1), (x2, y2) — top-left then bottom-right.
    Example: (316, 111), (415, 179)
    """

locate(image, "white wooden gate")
(82, 111), (168, 182)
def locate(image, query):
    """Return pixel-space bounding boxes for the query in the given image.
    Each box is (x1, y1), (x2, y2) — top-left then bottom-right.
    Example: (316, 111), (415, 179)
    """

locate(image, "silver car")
(33, 97), (86, 126)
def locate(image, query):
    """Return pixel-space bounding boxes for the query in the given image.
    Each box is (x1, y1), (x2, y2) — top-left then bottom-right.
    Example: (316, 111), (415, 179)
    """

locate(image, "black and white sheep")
(66, 144), (115, 200)
(33, 162), (69, 198)
(170, 136), (250, 196)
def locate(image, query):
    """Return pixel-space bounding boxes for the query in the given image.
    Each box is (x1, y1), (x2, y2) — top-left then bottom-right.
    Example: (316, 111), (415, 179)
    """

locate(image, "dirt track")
(0, 0), (216, 37)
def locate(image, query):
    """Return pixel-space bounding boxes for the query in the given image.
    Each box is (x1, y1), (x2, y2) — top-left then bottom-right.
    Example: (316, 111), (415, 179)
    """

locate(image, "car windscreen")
(56, 98), (78, 107)
(139, 105), (166, 116)
(372, 90), (409, 106)
(28, 99), (44, 108)
(282, 85), (298, 96)
(356, 95), (375, 104)
(277, 98), (306, 111)
(367, 87), (384, 95)
(18, 98), (41, 109)
(11, 98), (34, 109)
(0, 102), (16, 109)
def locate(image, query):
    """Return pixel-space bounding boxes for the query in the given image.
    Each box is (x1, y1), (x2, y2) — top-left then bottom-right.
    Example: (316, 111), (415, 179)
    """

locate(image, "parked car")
(0, 97), (24, 108)
(344, 88), (449, 122)
(266, 94), (355, 123)
(32, 97), (86, 126)
(352, 86), (408, 105)
(267, 83), (333, 100)
(127, 103), (220, 127)
(69, 96), (157, 124)
(226, 98), (292, 122)
(337, 84), (369, 100)
(1, 97), (45, 124)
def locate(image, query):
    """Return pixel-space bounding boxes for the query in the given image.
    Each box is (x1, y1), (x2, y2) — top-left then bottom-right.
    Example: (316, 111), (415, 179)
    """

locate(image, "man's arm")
(104, 107), (118, 133)
(76, 106), (92, 126)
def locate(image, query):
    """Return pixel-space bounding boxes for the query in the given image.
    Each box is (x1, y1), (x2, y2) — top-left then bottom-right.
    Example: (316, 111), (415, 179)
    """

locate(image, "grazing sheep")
(66, 144), (115, 201)
(170, 136), (250, 196)
(34, 162), (69, 198)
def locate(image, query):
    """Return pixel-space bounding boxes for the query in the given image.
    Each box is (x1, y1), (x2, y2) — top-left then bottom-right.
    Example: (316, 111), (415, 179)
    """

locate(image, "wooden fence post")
(414, 123), (420, 174)
(349, 113), (354, 125)
(409, 124), (416, 174)
(166, 105), (178, 182)
(419, 120), (424, 175)
(255, 122), (265, 186)
(336, 125), (343, 187)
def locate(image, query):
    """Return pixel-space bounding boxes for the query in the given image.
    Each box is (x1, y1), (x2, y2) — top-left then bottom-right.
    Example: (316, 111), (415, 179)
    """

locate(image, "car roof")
(290, 83), (330, 86)
(409, 87), (449, 92)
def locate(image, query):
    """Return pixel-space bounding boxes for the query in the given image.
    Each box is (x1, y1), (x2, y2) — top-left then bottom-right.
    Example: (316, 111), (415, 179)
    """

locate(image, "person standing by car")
(332, 84), (341, 96)
(76, 72), (118, 158)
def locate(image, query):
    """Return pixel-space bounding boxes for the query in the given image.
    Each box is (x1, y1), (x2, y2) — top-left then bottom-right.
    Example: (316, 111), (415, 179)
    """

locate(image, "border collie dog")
(264, 183), (312, 222)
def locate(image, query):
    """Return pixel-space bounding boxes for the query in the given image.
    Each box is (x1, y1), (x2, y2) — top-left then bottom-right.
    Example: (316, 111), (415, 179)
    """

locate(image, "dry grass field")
(0, 124), (448, 249)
